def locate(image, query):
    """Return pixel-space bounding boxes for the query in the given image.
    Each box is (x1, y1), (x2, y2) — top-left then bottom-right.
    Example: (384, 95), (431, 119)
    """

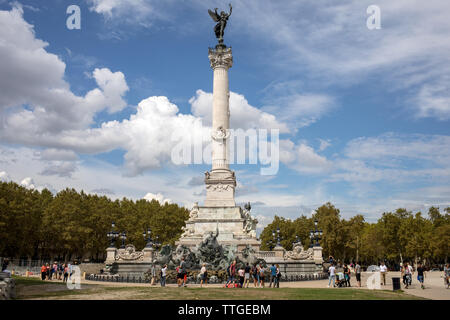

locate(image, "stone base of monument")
(176, 206), (260, 251)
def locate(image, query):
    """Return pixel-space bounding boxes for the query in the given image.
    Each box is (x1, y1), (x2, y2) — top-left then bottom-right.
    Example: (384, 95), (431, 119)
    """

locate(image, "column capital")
(208, 46), (233, 70)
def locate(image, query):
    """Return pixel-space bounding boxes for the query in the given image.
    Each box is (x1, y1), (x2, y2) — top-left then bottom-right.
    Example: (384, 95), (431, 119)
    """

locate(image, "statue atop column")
(208, 4), (232, 45)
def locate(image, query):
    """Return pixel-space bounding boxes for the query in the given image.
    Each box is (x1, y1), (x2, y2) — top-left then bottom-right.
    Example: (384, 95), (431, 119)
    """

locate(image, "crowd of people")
(39, 262), (75, 283)
(327, 257), (450, 290)
(147, 258), (283, 289)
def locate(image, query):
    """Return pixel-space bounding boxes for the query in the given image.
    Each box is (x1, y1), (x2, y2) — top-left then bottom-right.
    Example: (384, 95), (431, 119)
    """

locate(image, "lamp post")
(310, 219), (323, 247)
(107, 222), (119, 248)
(143, 228), (153, 248)
(120, 231), (127, 249)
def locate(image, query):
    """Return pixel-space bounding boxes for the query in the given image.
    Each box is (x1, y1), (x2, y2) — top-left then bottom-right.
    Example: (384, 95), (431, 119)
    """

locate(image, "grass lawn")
(12, 276), (426, 300)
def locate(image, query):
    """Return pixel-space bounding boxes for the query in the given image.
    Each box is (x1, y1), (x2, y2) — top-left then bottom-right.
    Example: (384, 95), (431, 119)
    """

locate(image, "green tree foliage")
(260, 203), (449, 265)
(0, 181), (189, 261)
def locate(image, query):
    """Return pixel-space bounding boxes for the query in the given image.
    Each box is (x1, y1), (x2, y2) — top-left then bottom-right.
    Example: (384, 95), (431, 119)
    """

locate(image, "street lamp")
(310, 219), (323, 247)
(143, 228), (153, 248)
(107, 222), (119, 248)
(276, 227), (281, 246)
(120, 231), (127, 248)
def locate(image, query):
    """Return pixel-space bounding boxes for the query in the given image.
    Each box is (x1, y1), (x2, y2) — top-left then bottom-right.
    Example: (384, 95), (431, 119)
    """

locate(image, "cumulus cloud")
(280, 139), (332, 174)
(20, 177), (35, 189)
(189, 89), (289, 133)
(143, 192), (172, 204)
(0, 171), (10, 182)
(0, 6), (129, 140)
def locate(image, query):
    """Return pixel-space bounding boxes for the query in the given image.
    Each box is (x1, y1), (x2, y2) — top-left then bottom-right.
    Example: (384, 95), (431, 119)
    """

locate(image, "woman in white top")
(200, 263), (207, 288)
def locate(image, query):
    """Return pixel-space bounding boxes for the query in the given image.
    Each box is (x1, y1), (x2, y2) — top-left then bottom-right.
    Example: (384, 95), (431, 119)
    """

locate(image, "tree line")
(1, 181), (448, 266)
(0, 181), (189, 262)
(260, 202), (449, 266)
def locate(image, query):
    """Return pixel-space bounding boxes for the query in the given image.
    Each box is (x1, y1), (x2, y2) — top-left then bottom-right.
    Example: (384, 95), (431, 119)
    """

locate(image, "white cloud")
(414, 80), (450, 120)
(280, 139), (332, 174)
(20, 177), (35, 189)
(0, 171), (10, 182)
(189, 89), (289, 133)
(0, 6), (129, 140)
(143, 192), (172, 204)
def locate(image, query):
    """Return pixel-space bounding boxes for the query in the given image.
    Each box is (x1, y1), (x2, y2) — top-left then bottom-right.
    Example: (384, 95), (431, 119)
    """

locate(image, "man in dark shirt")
(416, 263), (426, 289)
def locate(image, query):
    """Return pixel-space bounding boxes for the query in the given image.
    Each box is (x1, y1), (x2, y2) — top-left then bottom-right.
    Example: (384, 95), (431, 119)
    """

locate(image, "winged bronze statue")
(208, 3), (232, 44)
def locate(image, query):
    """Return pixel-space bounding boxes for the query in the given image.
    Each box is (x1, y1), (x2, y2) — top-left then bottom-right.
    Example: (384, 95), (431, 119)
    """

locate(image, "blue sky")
(0, 0), (449, 231)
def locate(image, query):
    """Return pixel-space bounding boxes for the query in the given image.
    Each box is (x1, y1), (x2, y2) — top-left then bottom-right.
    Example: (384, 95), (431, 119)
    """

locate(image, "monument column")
(204, 45), (236, 207)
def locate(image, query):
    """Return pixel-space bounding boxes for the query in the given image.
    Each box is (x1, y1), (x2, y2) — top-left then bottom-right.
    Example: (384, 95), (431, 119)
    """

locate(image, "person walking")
(275, 264), (281, 288)
(379, 262), (387, 286)
(244, 263), (251, 288)
(416, 263), (426, 289)
(200, 263), (207, 288)
(160, 264), (167, 287)
(355, 262), (361, 287)
(1, 258), (9, 273)
(328, 264), (336, 288)
(404, 262), (412, 289)
(150, 263), (156, 286)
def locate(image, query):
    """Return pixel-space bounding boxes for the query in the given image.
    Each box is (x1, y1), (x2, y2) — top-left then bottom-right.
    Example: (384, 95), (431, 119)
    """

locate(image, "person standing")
(269, 264), (277, 288)
(443, 263), (450, 288)
(40, 263), (47, 281)
(180, 257), (187, 287)
(328, 264), (336, 288)
(150, 263), (156, 286)
(244, 263), (251, 288)
(275, 264), (281, 288)
(343, 264), (351, 287)
(238, 267), (245, 288)
(58, 262), (64, 280)
(259, 265), (265, 288)
(176, 265), (182, 287)
(379, 262), (388, 286)
(355, 262), (361, 287)
(416, 263), (426, 289)
(200, 263), (207, 288)
(160, 264), (167, 287)
(63, 264), (69, 283)
(251, 264), (258, 287)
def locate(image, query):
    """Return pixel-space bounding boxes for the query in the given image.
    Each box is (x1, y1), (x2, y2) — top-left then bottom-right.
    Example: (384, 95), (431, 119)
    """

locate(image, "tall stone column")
(204, 45), (236, 207)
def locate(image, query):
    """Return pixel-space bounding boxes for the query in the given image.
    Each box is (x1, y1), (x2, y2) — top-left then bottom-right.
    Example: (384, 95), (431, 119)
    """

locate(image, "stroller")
(335, 272), (347, 287)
